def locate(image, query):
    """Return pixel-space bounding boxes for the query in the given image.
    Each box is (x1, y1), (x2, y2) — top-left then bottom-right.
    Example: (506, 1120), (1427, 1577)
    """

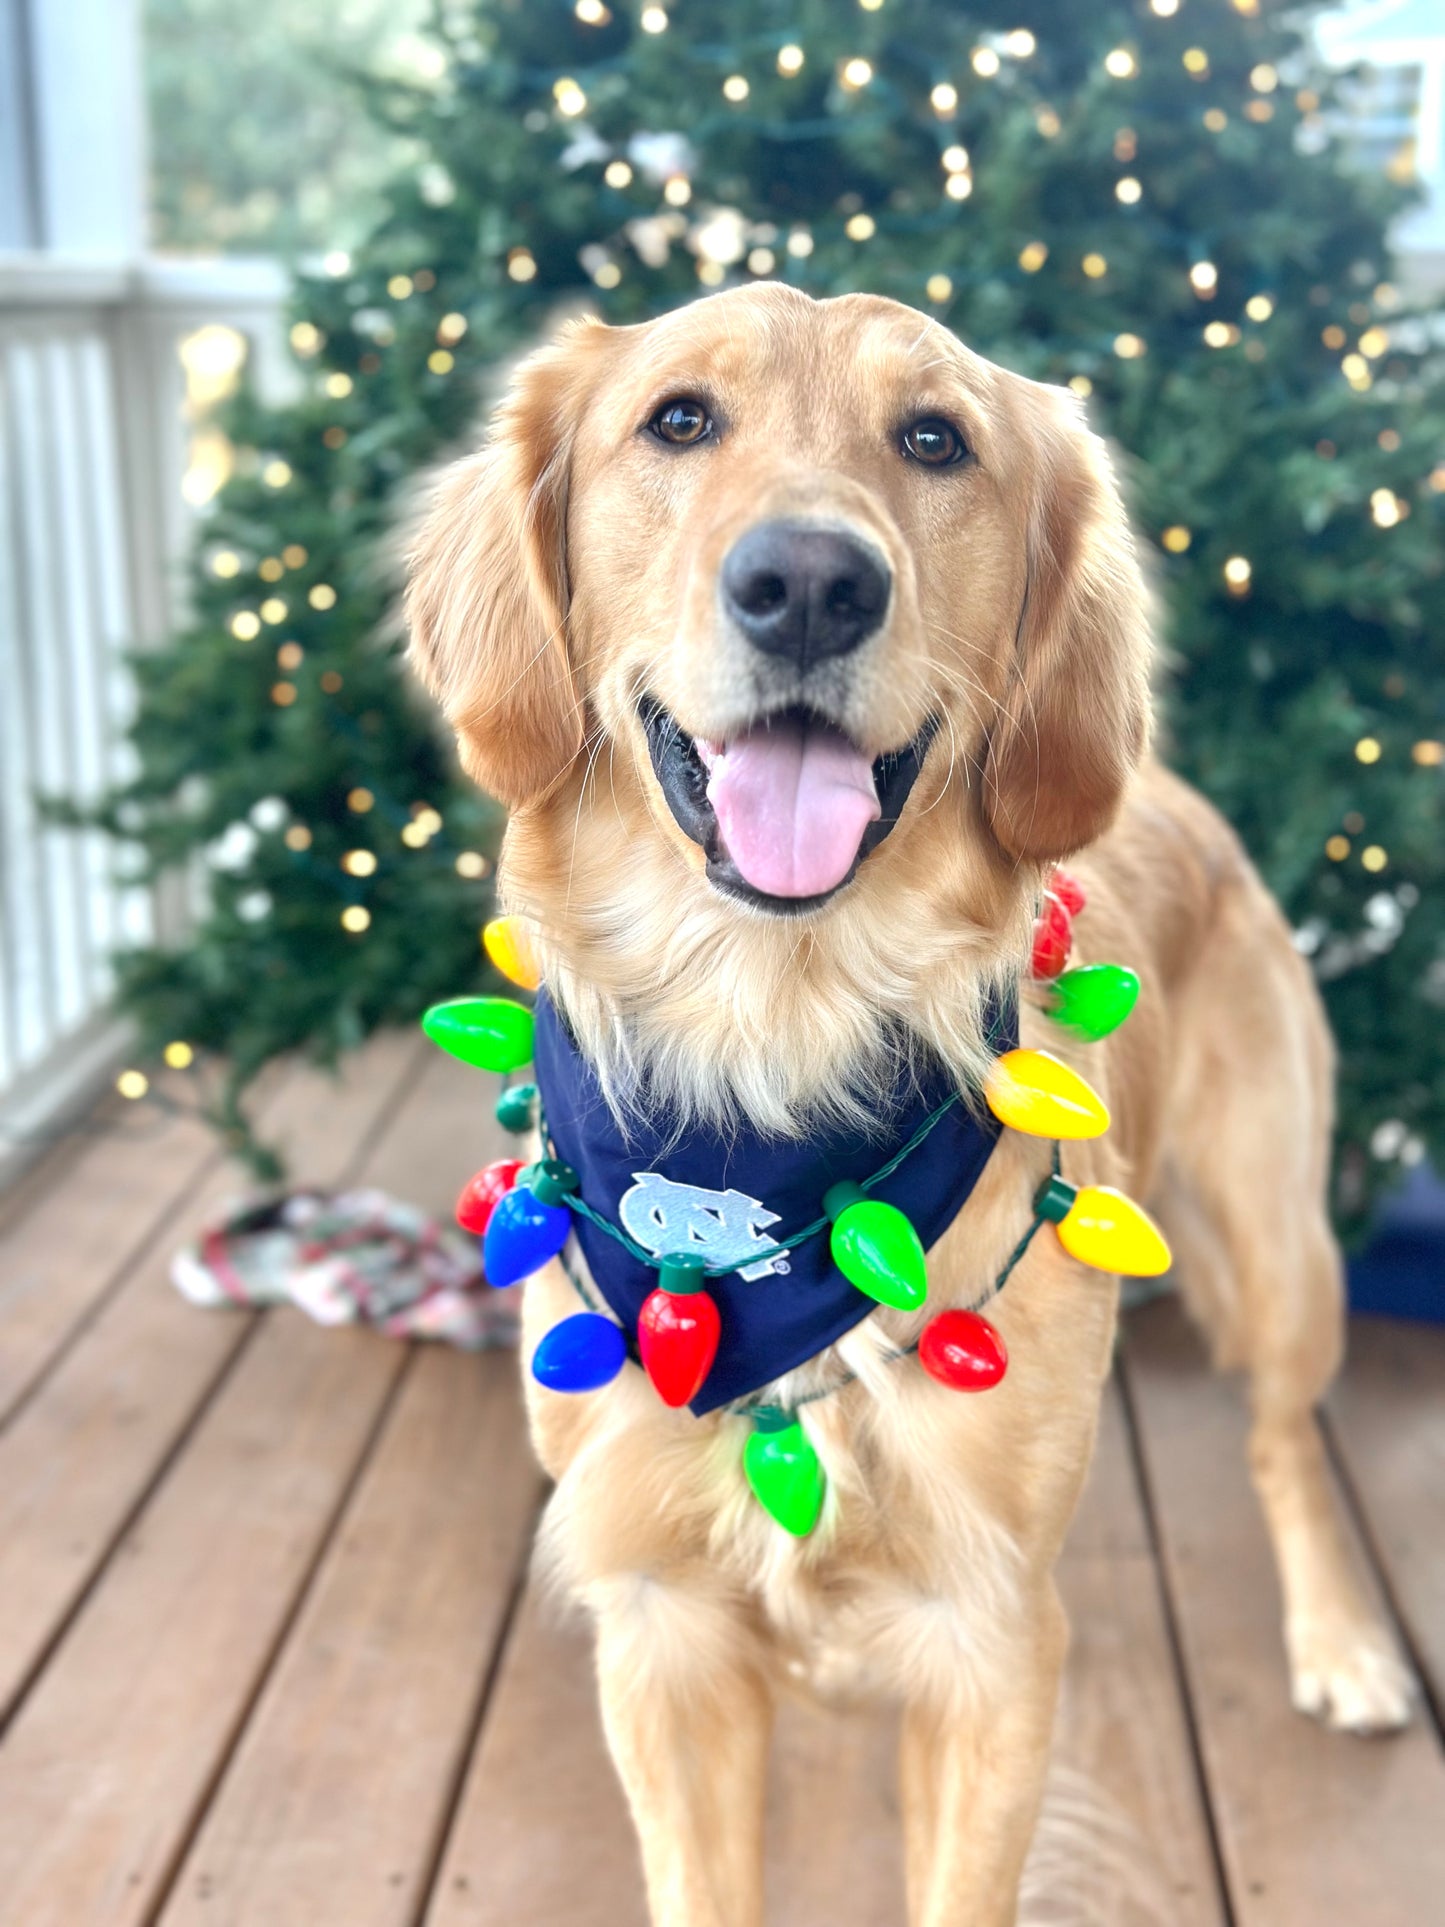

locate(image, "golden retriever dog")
(406, 283), (1412, 1926)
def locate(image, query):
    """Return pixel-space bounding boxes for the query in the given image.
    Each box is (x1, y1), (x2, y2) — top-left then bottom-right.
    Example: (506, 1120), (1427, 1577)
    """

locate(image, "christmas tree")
(93, 0), (1445, 1223)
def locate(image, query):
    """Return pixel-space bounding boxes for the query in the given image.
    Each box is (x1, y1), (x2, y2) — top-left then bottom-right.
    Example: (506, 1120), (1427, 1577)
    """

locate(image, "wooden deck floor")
(2, 1031), (1444, 1925)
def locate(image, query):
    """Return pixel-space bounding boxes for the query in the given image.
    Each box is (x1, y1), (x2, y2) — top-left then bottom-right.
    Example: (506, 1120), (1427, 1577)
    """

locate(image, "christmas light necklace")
(422, 867), (1170, 1538)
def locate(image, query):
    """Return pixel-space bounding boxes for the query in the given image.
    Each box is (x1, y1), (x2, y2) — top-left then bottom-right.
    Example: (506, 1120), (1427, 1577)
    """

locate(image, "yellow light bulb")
(985, 1049), (1110, 1140)
(1056, 1185), (1171, 1276)
(483, 915), (542, 992)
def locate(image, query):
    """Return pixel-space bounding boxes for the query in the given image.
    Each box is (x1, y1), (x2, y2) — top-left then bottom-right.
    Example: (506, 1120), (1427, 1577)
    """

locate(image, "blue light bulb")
(532, 1313), (627, 1393)
(481, 1160), (577, 1288)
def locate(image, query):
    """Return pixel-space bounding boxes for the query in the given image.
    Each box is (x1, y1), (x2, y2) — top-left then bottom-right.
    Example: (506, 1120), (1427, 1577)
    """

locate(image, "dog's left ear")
(982, 386), (1151, 862)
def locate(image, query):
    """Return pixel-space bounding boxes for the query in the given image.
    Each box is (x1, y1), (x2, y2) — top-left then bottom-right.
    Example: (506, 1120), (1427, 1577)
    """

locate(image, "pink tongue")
(701, 717), (880, 898)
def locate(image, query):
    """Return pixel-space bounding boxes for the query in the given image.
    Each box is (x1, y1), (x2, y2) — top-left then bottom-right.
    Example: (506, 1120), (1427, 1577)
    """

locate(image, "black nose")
(721, 521), (891, 667)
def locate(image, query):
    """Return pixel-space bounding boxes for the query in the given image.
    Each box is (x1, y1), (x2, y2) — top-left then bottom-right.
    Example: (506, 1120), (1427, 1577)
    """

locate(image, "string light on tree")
(1371, 490), (1405, 528)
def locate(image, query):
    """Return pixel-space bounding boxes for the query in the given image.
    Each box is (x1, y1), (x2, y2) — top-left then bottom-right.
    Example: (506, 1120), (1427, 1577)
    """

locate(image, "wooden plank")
(161, 1351), (541, 1927)
(427, 1374), (1223, 1926)
(0, 1318), (405, 1927)
(425, 1574), (647, 1927)
(0, 1038), (493, 1925)
(1123, 1296), (1445, 1926)
(0, 1029), (420, 1722)
(0, 1070), (245, 1422)
(1328, 1316), (1445, 1711)
(1046, 1379), (1226, 1927)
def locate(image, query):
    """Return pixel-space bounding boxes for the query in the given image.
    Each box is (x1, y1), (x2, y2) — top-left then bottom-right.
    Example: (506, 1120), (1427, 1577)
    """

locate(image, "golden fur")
(407, 285), (1410, 1927)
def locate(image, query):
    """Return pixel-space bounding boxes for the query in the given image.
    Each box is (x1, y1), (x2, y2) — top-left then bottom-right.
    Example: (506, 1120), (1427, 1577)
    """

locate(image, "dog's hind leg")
(1157, 875), (1413, 1733)
(592, 1576), (771, 1927)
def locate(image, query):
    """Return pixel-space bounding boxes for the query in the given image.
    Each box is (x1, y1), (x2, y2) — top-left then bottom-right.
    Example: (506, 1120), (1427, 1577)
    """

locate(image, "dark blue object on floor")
(1347, 1163), (1445, 1324)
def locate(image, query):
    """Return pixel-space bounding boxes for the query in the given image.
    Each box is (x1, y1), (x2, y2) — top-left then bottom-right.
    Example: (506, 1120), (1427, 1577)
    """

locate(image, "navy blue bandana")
(533, 990), (1017, 1415)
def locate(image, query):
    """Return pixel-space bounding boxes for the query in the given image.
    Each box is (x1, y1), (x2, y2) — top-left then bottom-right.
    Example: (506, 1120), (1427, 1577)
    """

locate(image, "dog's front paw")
(1287, 1613), (1415, 1734)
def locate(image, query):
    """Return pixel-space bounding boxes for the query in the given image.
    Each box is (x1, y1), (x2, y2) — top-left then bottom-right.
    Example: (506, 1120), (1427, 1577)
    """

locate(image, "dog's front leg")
(900, 1581), (1068, 1927)
(593, 1577), (771, 1927)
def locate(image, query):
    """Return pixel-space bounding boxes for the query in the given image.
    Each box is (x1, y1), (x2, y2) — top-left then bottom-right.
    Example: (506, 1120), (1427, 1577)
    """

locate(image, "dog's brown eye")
(902, 417), (967, 466)
(650, 398), (712, 446)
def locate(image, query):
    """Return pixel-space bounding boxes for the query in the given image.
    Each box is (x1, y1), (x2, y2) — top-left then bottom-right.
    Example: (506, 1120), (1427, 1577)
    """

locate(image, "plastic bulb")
(532, 1312), (627, 1392)
(919, 1309), (1008, 1390)
(495, 1082), (539, 1133)
(1030, 893), (1073, 980)
(1035, 1175), (1171, 1277)
(455, 1157), (524, 1235)
(1048, 865), (1087, 916)
(422, 995), (535, 1073)
(482, 1159), (577, 1287)
(985, 1048), (1110, 1140)
(1046, 964), (1139, 1043)
(483, 915), (542, 992)
(823, 1183), (928, 1311)
(744, 1409), (825, 1537)
(638, 1255), (722, 1407)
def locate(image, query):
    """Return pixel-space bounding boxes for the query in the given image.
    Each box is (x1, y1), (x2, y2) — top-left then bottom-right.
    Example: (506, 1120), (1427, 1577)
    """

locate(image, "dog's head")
(407, 286), (1150, 1119)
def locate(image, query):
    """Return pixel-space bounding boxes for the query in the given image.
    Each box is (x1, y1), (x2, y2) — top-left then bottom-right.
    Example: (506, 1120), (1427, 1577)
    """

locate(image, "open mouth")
(640, 699), (936, 915)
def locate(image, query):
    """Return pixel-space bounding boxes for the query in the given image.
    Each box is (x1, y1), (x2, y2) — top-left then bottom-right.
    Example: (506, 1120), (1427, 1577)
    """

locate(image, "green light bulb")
(744, 1409), (825, 1537)
(1046, 964), (1139, 1043)
(823, 1183), (928, 1311)
(495, 1082), (539, 1133)
(422, 996), (535, 1072)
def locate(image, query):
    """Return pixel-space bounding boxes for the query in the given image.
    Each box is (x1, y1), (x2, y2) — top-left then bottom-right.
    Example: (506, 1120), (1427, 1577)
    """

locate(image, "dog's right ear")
(405, 320), (610, 808)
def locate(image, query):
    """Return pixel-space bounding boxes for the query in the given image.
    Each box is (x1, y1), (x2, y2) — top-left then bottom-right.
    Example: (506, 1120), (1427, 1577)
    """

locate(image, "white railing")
(0, 254), (287, 1174)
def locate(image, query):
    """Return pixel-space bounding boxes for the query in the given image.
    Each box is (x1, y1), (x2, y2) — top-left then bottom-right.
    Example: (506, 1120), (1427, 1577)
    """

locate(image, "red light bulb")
(455, 1158), (524, 1236)
(1048, 866), (1087, 916)
(919, 1309), (1008, 1391)
(1030, 894), (1073, 980)
(638, 1256), (722, 1408)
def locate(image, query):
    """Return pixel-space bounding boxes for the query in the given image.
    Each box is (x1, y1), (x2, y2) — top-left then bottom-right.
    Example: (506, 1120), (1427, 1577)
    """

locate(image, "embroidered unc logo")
(618, 1172), (789, 1281)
